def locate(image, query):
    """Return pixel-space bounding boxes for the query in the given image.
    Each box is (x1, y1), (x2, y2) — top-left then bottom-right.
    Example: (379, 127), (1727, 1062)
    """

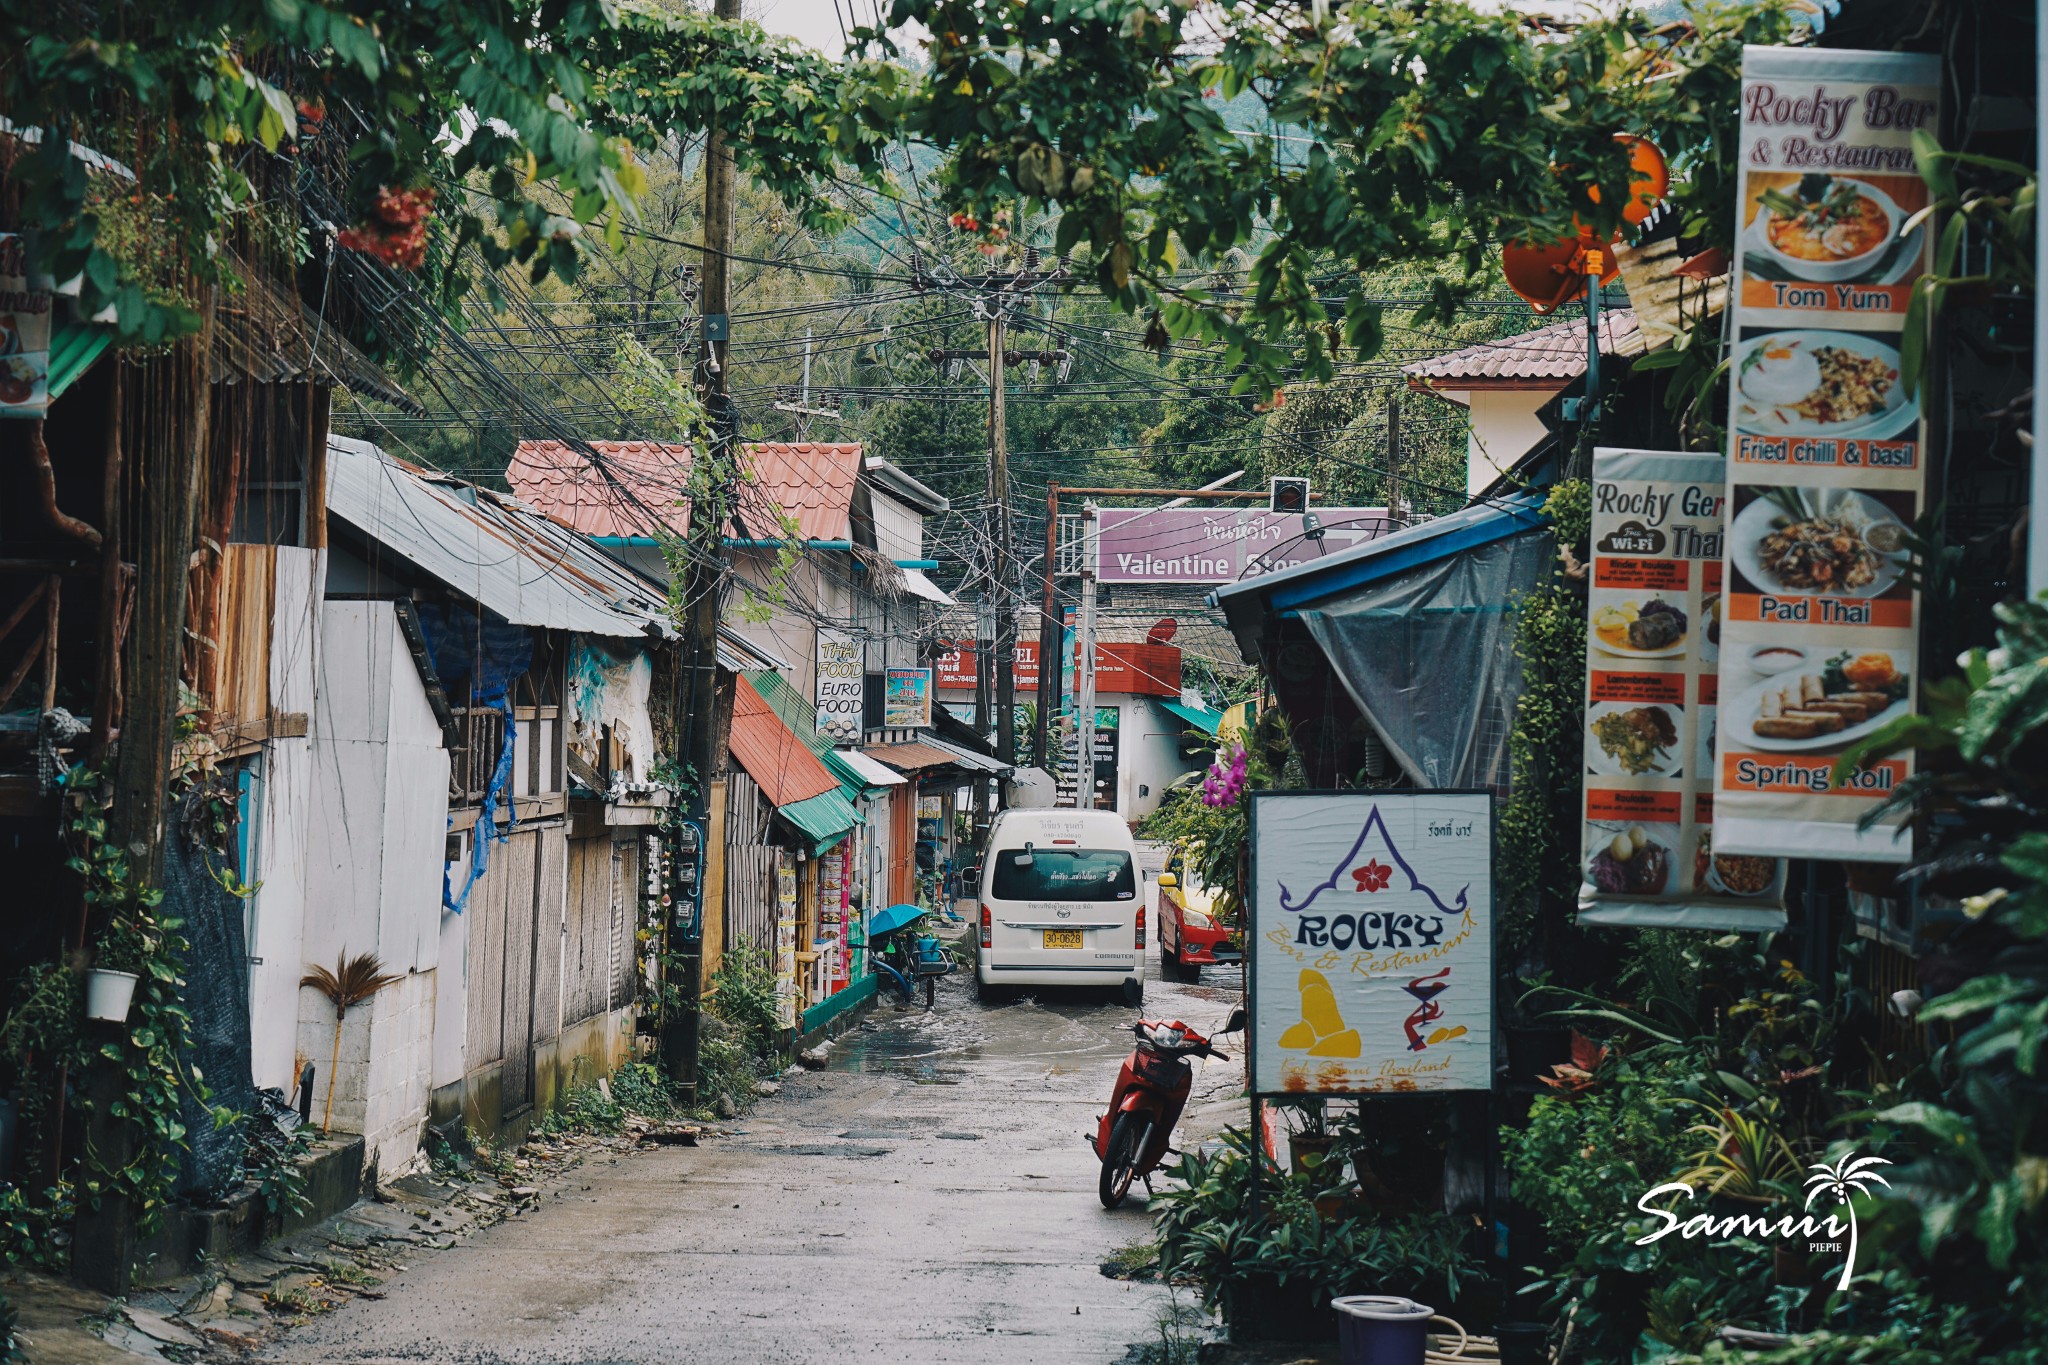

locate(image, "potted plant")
(86, 915), (148, 1023)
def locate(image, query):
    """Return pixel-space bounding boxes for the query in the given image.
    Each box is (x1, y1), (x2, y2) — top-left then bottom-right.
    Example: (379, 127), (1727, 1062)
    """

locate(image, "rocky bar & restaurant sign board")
(1247, 792), (1493, 1096)
(1712, 45), (1937, 862)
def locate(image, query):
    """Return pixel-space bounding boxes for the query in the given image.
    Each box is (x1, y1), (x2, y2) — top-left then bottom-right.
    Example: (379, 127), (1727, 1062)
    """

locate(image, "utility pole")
(1033, 483), (1060, 774)
(988, 307), (1015, 783)
(1074, 501), (1100, 810)
(1385, 394), (1402, 524)
(666, 0), (742, 1090)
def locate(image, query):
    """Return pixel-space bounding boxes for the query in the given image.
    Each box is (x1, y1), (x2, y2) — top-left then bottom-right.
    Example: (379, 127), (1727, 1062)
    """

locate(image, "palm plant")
(300, 952), (403, 1134)
(1803, 1154), (1893, 1292)
(1678, 1103), (1802, 1203)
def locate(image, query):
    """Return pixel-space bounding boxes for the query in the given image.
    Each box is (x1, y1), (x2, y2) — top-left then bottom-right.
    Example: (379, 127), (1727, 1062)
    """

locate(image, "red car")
(1153, 849), (1241, 982)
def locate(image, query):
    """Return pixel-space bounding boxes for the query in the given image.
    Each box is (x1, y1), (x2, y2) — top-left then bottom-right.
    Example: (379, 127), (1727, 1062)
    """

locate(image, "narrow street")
(260, 951), (1246, 1365)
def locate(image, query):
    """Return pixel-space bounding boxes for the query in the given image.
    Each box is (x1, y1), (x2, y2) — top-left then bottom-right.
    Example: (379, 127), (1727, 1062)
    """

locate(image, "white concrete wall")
(1464, 390), (1556, 497)
(1112, 698), (1202, 823)
(301, 600), (451, 1177)
(244, 548), (323, 1095)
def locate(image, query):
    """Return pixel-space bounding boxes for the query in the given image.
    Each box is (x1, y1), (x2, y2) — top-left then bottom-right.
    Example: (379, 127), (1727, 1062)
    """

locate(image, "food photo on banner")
(1713, 43), (1937, 862)
(1578, 448), (1787, 932)
(1247, 792), (1492, 1096)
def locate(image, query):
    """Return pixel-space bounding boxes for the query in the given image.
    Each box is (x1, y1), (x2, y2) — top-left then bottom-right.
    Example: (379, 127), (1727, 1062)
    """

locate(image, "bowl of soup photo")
(1756, 174), (1901, 283)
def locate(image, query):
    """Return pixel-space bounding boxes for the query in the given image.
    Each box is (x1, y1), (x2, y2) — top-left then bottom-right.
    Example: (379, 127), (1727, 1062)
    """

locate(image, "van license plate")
(1042, 929), (1083, 950)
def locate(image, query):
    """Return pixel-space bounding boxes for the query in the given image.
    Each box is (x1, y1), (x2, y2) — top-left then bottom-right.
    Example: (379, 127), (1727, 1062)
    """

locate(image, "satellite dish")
(1146, 618), (1178, 645)
(1502, 135), (1666, 313)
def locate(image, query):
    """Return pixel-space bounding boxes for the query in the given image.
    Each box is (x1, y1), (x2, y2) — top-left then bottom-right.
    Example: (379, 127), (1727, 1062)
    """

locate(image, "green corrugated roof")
(48, 322), (113, 402)
(744, 670), (886, 800)
(1161, 699), (1223, 736)
(777, 788), (858, 853)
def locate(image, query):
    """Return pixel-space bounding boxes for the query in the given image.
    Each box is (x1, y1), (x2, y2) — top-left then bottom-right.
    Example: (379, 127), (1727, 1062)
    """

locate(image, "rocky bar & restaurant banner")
(1712, 45), (1938, 862)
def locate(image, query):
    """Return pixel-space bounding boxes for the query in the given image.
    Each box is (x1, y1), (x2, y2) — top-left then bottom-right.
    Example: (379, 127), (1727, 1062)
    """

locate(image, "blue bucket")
(1331, 1296), (1439, 1365)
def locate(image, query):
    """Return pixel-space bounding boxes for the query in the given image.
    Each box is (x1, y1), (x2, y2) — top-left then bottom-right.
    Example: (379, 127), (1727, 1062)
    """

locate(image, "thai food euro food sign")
(1713, 46), (1936, 862)
(1247, 792), (1492, 1096)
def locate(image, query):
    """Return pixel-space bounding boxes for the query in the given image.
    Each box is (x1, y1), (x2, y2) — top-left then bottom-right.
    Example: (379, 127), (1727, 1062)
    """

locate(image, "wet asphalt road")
(263, 942), (1247, 1365)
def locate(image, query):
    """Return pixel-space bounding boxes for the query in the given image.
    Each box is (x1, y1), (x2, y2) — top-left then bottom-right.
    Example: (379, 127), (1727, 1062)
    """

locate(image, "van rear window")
(991, 848), (1136, 901)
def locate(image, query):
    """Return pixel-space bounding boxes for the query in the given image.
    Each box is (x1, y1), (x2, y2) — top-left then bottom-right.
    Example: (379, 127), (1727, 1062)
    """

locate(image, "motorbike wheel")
(1165, 946), (1199, 983)
(1099, 1112), (1144, 1208)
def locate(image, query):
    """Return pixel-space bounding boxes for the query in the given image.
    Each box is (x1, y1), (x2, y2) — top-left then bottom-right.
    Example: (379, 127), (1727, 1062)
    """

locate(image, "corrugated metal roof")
(862, 741), (957, 772)
(47, 322), (112, 402)
(920, 735), (1012, 775)
(1402, 309), (1644, 391)
(778, 788), (858, 851)
(213, 255), (421, 411)
(744, 670), (883, 801)
(506, 439), (864, 545)
(834, 748), (907, 787)
(325, 436), (674, 639)
(728, 675), (840, 808)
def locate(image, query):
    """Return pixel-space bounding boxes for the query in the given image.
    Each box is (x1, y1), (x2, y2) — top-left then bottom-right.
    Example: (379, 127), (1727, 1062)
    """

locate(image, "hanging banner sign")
(883, 666), (933, 728)
(1578, 448), (1787, 932)
(1713, 46), (1937, 862)
(1096, 507), (1391, 584)
(775, 859), (799, 1030)
(816, 629), (864, 742)
(1248, 792), (1493, 1095)
(0, 235), (54, 418)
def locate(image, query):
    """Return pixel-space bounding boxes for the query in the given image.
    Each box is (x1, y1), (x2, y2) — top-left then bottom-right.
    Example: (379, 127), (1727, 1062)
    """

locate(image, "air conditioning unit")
(1269, 476), (1310, 515)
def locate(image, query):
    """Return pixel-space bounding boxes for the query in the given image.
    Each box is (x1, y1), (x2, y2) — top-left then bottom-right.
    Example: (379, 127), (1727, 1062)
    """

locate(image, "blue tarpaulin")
(416, 605), (533, 913)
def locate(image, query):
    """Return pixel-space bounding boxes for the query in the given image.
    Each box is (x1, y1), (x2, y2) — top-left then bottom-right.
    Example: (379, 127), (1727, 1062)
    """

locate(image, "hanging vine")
(1497, 480), (1591, 952)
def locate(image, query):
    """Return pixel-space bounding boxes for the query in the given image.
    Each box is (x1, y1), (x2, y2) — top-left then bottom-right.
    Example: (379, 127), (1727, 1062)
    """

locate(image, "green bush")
(1153, 1127), (1473, 1313)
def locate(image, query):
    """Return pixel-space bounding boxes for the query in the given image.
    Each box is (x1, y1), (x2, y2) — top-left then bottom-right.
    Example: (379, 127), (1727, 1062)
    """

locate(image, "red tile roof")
(742, 442), (862, 543)
(1403, 309), (1645, 391)
(727, 676), (840, 807)
(505, 440), (693, 539)
(504, 440), (863, 544)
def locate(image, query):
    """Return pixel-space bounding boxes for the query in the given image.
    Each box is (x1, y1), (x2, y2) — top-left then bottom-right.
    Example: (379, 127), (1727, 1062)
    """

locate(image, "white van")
(974, 808), (1145, 1005)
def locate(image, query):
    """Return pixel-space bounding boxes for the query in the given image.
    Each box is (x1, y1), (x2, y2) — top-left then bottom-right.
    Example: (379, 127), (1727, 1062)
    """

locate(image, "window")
(991, 848), (1135, 902)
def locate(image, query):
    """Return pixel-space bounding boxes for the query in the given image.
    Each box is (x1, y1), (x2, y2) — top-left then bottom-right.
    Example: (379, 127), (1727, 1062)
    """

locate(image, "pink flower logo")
(1351, 859), (1392, 894)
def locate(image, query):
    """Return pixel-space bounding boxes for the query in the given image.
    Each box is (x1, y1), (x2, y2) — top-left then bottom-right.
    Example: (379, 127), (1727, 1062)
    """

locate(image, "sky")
(753, 0), (867, 56)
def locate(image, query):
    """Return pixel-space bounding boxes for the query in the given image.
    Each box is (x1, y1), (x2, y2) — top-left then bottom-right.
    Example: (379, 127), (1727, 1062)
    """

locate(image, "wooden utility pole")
(1033, 483), (1060, 773)
(988, 308), (1015, 780)
(1385, 394), (1402, 524)
(666, 0), (742, 1088)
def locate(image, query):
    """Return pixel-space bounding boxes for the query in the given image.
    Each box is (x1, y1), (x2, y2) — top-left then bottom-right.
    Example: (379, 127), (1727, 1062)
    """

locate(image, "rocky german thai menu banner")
(1579, 449), (1786, 932)
(1713, 45), (1936, 863)
(1248, 792), (1492, 1095)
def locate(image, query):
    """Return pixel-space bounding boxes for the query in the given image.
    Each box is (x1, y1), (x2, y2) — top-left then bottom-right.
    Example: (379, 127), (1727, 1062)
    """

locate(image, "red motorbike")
(1093, 1006), (1244, 1208)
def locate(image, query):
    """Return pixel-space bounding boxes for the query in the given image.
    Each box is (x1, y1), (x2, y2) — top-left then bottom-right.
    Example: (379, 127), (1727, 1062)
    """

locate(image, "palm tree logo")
(1804, 1154), (1892, 1290)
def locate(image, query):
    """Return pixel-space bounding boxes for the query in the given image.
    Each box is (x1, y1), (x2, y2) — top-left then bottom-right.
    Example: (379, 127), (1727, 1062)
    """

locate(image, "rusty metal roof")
(325, 435), (674, 639)
(211, 256), (422, 412)
(506, 439), (864, 544)
(861, 741), (957, 772)
(1403, 309), (1644, 392)
(729, 676), (841, 808)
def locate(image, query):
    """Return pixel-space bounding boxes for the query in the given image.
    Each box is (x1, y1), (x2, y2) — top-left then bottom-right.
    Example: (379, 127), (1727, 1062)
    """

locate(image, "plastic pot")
(86, 968), (139, 1023)
(1331, 1296), (1443, 1365)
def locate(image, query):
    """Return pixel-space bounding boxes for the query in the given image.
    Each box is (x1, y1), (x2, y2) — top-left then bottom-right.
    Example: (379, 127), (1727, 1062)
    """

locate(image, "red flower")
(1351, 859), (1392, 893)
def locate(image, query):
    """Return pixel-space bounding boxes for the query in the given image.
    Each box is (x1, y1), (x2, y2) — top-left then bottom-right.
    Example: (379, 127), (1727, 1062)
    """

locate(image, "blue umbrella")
(868, 902), (925, 939)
